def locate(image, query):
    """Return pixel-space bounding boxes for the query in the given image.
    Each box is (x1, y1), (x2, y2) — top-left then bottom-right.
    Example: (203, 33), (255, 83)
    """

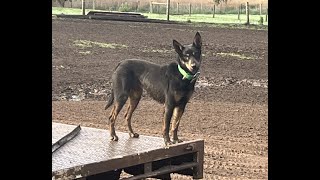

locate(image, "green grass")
(52, 7), (268, 27)
(52, 7), (87, 15)
(216, 52), (255, 60)
(73, 40), (128, 49)
(143, 13), (268, 26)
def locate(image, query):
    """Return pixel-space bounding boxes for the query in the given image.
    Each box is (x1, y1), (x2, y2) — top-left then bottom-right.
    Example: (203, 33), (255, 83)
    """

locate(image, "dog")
(105, 32), (202, 145)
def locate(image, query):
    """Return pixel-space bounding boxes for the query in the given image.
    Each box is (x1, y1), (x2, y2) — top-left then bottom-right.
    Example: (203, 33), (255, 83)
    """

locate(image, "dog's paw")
(173, 139), (183, 144)
(164, 140), (174, 146)
(110, 135), (119, 141)
(129, 132), (139, 138)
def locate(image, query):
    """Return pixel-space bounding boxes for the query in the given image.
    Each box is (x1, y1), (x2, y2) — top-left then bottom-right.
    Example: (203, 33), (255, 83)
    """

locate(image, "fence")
(52, 0), (268, 23)
(53, 0), (267, 14)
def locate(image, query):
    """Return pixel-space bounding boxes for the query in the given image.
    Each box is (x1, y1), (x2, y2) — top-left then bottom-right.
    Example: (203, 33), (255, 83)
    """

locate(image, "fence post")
(166, 0), (170, 21)
(93, 0), (95, 10)
(82, 0), (85, 15)
(189, 3), (191, 16)
(260, 3), (262, 16)
(177, 2), (179, 14)
(201, 2), (203, 13)
(266, 8), (268, 22)
(213, 4), (215, 18)
(245, 2), (249, 25)
(238, 5), (240, 20)
(150, 1), (153, 13)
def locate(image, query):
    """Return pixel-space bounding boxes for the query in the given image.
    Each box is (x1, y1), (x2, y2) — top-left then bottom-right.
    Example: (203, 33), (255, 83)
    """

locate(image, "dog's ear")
(193, 32), (202, 49)
(173, 40), (184, 55)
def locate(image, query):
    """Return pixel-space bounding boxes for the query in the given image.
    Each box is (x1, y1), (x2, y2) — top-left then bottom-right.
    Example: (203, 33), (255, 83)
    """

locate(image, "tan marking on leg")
(126, 89), (142, 138)
(171, 106), (185, 143)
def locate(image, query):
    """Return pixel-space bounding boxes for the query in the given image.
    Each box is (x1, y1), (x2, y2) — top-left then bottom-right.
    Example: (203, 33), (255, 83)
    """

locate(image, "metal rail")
(52, 125), (81, 153)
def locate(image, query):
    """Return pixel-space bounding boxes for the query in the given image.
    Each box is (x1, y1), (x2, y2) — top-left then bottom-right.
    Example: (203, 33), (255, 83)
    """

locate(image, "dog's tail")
(105, 89), (114, 110)
(105, 62), (123, 110)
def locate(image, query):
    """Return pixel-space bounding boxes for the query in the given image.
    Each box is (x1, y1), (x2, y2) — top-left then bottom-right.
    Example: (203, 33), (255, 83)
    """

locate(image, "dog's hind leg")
(125, 88), (142, 138)
(109, 94), (128, 141)
(171, 104), (186, 144)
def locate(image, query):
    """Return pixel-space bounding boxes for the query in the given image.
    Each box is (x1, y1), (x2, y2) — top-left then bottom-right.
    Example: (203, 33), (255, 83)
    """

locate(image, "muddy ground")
(52, 18), (268, 179)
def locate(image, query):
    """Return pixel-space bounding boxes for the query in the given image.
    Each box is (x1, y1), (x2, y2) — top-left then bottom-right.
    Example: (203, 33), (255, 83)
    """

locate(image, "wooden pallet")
(52, 123), (204, 179)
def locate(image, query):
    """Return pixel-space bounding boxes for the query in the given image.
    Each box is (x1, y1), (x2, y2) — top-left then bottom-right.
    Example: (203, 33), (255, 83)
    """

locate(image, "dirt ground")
(52, 18), (268, 179)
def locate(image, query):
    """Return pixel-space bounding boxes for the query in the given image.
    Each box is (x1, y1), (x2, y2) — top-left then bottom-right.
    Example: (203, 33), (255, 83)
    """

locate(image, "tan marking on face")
(182, 59), (195, 72)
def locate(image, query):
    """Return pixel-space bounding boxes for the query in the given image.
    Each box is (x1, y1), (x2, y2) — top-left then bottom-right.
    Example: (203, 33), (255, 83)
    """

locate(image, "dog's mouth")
(185, 64), (198, 74)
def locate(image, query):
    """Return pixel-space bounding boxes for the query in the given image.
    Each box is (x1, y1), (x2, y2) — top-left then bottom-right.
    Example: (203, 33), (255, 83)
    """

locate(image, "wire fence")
(52, 0), (268, 15)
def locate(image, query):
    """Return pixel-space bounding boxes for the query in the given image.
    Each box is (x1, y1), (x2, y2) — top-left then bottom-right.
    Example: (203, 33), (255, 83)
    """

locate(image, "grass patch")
(143, 13), (268, 26)
(78, 51), (91, 55)
(52, 7), (268, 26)
(73, 40), (128, 49)
(141, 48), (173, 53)
(216, 52), (254, 60)
(52, 7), (105, 15)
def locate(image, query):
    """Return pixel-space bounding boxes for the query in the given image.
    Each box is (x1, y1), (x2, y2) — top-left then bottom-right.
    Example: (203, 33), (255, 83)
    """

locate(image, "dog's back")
(112, 59), (172, 104)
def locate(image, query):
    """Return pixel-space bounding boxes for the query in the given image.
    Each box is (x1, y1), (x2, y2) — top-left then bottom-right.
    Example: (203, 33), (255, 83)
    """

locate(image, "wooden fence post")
(82, 0), (85, 15)
(238, 4), (240, 20)
(245, 2), (249, 25)
(189, 3), (191, 16)
(166, 0), (170, 21)
(150, 1), (153, 13)
(177, 2), (179, 14)
(260, 3), (262, 16)
(213, 4), (215, 18)
(266, 8), (268, 22)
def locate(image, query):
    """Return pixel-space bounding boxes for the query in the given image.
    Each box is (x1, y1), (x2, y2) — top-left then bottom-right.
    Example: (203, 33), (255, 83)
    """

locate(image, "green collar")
(177, 64), (199, 80)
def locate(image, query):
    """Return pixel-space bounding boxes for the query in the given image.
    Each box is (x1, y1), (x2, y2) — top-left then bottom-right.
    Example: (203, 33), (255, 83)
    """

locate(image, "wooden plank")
(87, 11), (143, 16)
(122, 162), (198, 180)
(53, 140), (203, 179)
(54, 14), (181, 24)
(152, 2), (167, 5)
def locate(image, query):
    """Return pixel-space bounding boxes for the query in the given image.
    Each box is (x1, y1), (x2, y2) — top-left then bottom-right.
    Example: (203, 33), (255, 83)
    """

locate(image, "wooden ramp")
(54, 11), (180, 24)
(52, 122), (204, 179)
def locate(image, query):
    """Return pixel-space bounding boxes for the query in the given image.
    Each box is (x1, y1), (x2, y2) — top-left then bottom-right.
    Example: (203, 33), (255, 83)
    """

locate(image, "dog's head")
(173, 32), (202, 75)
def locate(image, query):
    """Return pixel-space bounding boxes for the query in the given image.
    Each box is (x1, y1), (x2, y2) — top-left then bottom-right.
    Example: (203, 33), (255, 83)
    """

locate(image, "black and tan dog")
(105, 32), (202, 145)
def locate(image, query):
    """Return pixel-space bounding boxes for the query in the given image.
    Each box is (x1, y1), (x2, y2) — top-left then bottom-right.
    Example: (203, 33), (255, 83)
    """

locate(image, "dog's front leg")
(171, 104), (186, 144)
(163, 104), (174, 146)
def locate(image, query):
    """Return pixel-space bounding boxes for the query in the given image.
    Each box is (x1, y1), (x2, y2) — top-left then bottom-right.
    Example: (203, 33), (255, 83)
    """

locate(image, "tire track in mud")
(52, 100), (267, 179)
(174, 133), (268, 179)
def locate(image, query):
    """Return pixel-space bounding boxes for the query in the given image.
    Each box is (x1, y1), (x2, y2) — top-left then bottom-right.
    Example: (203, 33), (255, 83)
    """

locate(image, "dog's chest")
(170, 78), (196, 104)
(172, 86), (194, 104)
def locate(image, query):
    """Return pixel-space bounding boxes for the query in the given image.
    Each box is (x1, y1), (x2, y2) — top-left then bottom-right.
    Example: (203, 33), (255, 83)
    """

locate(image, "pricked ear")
(193, 32), (202, 49)
(173, 40), (184, 55)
